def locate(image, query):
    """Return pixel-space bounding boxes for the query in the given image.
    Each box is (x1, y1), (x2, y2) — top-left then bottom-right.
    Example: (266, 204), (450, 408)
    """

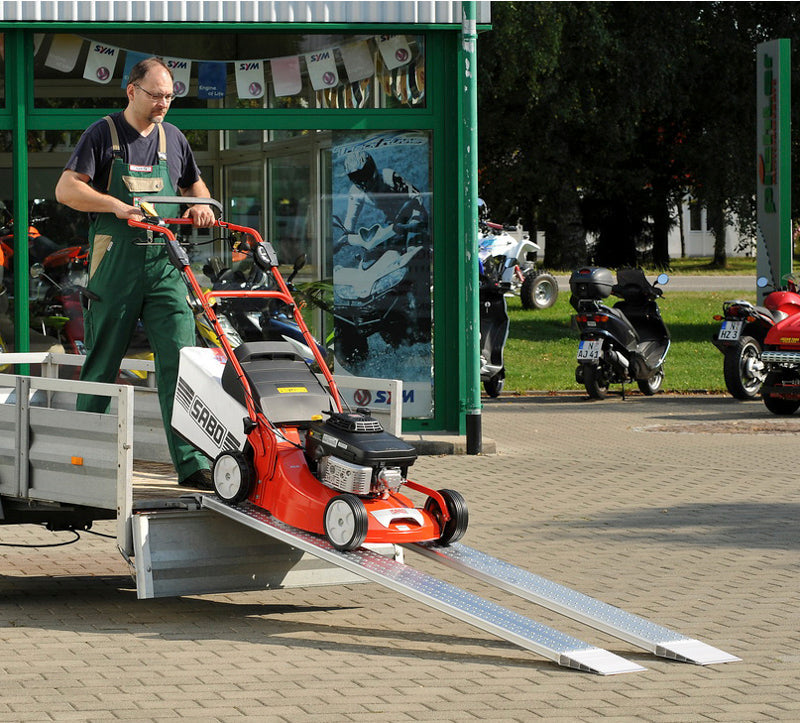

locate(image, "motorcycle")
(712, 274), (800, 400)
(199, 252), (331, 369)
(755, 273), (800, 415)
(478, 218), (559, 310)
(479, 274), (510, 397)
(570, 267), (670, 399)
(333, 222), (430, 364)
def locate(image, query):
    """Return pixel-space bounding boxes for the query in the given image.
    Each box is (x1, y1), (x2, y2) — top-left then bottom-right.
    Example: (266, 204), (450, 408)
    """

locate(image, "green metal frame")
(0, 24), (473, 433)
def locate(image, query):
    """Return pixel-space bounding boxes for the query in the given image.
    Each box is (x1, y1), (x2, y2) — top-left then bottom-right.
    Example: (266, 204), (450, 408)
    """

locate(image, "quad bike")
(478, 218), (558, 310)
(131, 198), (468, 552)
(712, 275), (800, 400)
(570, 267), (670, 399)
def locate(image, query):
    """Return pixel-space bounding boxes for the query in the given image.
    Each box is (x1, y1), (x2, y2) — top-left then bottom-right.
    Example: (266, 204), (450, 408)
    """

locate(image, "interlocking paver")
(2, 394), (799, 720)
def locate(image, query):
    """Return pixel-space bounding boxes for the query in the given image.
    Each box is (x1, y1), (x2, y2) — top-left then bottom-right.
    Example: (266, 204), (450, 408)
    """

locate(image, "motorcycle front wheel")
(637, 368), (664, 396)
(583, 363), (609, 399)
(723, 335), (765, 400)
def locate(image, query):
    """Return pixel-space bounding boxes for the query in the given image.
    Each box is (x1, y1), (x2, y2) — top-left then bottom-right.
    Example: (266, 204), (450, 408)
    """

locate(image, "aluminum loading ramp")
(202, 497), (736, 674)
(408, 542), (741, 666)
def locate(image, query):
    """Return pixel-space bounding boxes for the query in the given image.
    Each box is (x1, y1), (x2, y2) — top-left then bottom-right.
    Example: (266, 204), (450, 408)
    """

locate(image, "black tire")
(520, 272), (559, 310)
(425, 489), (469, 546)
(761, 372), (800, 415)
(324, 494), (369, 551)
(637, 369), (664, 396)
(723, 335), (765, 400)
(212, 451), (255, 504)
(483, 374), (504, 397)
(583, 364), (609, 399)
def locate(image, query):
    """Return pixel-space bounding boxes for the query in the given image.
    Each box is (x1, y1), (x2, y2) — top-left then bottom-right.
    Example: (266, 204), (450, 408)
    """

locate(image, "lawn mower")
(129, 199), (468, 551)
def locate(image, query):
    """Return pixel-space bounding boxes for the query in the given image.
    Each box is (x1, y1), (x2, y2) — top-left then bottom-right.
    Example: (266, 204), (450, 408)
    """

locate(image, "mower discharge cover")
(173, 346), (247, 460)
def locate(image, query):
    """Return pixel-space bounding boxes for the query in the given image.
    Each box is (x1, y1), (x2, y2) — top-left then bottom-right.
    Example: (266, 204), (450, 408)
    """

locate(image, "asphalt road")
(554, 274), (755, 292)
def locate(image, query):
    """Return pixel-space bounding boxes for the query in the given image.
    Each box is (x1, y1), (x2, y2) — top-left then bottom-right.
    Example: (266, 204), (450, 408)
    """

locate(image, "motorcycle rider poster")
(331, 131), (433, 417)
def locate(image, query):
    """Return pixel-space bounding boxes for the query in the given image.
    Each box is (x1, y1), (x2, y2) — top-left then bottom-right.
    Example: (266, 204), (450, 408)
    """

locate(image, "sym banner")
(331, 131), (433, 418)
(756, 39), (792, 298)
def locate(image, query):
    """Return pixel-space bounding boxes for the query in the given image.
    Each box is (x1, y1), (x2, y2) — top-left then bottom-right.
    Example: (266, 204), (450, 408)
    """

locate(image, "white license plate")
(718, 320), (743, 342)
(577, 339), (603, 361)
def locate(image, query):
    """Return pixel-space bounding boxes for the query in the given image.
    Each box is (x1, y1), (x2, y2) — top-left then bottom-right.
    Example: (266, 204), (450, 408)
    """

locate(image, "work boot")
(178, 468), (213, 491)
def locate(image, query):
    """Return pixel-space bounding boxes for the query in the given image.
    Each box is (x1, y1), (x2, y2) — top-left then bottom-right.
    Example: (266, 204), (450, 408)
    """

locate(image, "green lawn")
(501, 287), (755, 394)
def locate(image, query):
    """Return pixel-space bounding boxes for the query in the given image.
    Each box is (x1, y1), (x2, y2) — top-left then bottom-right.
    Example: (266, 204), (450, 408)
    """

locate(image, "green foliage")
(478, 2), (800, 267)
(501, 289), (754, 394)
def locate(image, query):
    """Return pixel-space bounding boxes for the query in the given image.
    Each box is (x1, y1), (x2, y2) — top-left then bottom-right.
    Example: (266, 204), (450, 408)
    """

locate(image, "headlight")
(372, 268), (406, 297)
(335, 284), (359, 301)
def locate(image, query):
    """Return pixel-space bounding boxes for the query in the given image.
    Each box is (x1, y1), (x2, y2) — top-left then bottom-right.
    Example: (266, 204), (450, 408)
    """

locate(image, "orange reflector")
(713, 315), (723, 321)
(71, 456), (84, 466)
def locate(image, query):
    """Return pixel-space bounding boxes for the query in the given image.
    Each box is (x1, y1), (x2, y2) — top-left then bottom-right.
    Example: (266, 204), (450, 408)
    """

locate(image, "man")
(55, 57), (214, 490)
(341, 149), (428, 246)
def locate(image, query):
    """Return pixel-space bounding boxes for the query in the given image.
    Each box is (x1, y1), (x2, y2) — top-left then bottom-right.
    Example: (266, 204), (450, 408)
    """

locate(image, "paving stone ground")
(1, 393), (798, 721)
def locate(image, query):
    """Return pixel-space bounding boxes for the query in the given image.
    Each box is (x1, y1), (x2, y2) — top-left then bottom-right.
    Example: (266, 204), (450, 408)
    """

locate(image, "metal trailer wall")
(0, 1), (491, 24)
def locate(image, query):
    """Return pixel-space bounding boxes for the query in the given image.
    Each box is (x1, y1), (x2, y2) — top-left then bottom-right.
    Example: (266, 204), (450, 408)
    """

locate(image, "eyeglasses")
(134, 84), (175, 103)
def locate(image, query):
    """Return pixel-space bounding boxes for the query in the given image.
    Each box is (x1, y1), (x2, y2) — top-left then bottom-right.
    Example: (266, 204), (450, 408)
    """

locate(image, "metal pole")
(462, 1), (482, 454)
(10, 31), (30, 356)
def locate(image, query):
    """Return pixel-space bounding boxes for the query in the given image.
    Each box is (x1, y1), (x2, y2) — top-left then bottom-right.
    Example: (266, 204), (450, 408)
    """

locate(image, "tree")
(478, 2), (800, 269)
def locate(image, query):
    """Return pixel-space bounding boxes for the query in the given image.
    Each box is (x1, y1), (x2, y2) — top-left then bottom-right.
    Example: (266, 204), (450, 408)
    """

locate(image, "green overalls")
(77, 116), (208, 482)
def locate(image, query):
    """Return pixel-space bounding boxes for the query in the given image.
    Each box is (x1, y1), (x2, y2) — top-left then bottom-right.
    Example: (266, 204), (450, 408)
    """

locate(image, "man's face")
(128, 66), (174, 125)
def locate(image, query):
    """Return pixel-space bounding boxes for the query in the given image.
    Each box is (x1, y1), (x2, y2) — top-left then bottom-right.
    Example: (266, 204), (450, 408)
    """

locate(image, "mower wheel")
(212, 451), (255, 504)
(324, 494), (369, 551)
(426, 489), (469, 546)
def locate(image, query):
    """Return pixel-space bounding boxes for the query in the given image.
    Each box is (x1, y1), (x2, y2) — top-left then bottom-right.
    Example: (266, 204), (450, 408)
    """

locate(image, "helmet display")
(344, 150), (377, 189)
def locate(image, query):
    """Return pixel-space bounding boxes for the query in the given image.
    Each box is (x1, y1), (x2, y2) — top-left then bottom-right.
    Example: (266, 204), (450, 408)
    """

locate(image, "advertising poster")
(331, 131), (433, 417)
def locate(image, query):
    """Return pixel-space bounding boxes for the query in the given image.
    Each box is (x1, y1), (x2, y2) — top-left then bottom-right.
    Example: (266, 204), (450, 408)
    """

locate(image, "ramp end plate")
(563, 648), (647, 676)
(656, 639), (741, 665)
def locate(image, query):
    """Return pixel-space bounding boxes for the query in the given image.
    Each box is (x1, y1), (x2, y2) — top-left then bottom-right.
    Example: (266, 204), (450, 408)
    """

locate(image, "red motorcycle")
(712, 276), (800, 399)
(29, 244), (90, 356)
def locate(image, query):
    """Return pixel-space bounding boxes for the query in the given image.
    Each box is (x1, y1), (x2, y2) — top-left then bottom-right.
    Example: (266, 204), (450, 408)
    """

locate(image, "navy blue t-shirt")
(64, 111), (202, 194)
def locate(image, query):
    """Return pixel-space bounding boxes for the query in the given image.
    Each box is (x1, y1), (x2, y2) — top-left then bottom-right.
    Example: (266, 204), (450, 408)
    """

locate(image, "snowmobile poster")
(331, 130), (433, 418)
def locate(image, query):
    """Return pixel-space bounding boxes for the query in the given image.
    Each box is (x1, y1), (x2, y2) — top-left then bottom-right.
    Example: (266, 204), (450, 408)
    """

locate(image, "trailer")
(0, 354), (740, 675)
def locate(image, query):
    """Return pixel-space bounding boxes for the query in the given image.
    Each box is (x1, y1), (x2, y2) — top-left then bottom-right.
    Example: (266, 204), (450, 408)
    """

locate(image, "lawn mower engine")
(305, 410), (417, 498)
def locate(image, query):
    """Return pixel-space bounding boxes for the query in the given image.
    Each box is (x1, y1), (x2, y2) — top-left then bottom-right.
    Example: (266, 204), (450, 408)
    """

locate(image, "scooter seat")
(221, 341), (332, 427)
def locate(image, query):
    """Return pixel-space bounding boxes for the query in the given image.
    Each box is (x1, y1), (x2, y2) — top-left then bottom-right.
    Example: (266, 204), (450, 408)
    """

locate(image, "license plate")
(718, 320), (743, 342)
(577, 339), (603, 361)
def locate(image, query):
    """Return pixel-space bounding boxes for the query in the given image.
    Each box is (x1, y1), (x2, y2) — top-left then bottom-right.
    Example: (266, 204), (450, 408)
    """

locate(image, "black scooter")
(570, 267), (669, 399)
(479, 276), (510, 397)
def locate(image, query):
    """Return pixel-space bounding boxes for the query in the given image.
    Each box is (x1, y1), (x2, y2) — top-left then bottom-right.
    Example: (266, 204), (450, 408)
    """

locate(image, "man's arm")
(55, 170), (142, 220)
(179, 178), (216, 228)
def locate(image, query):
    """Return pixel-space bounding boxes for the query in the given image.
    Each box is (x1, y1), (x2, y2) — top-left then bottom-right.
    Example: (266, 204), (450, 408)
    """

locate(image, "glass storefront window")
(33, 33), (426, 111)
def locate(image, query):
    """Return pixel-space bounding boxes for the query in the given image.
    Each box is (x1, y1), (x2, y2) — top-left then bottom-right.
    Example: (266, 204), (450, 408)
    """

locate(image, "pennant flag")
(163, 56), (192, 97)
(235, 59), (265, 100)
(304, 48), (339, 91)
(84, 41), (119, 84)
(120, 51), (148, 88)
(45, 35), (83, 73)
(340, 40), (374, 83)
(377, 35), (412, 71)
(198, 61), (227, 99)
(270, 55), (302, 97)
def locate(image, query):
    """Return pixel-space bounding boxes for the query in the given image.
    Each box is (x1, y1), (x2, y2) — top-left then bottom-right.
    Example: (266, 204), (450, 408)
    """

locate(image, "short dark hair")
(128, 57), (173, 87)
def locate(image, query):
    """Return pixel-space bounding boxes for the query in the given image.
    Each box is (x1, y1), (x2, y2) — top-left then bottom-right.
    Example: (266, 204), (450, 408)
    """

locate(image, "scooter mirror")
(656, 272), (669, 285)
(756, 276), (770, 288)
(293, 253), (307, 273)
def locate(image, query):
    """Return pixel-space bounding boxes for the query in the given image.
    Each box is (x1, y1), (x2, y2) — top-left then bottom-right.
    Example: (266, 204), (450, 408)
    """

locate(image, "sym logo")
(353, 389), (372, 406)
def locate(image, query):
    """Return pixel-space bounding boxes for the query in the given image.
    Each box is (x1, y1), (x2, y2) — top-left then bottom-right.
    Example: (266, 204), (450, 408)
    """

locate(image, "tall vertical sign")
(756, 39), (791, 297)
